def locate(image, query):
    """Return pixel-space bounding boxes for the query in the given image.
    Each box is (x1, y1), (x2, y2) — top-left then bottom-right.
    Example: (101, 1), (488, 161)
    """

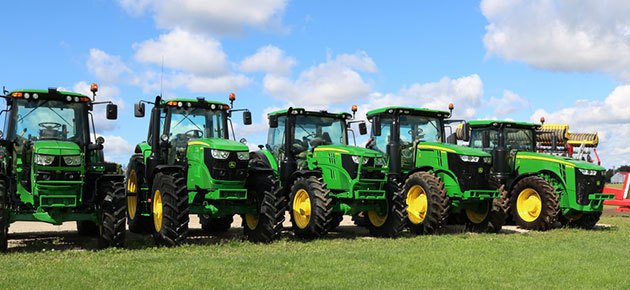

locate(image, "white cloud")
(118, 0), (288, 35)
(263, 51), (377, 107)
(135, 71), (251, 94)
(87, 49), (131, 83)
(133, 29), (229, 76)
(530, 85), (630, 167)
(100, 135), (133, 164)
(240, 45), (296, 76)
(481, 0), (630, 80)
(71, 81), (124, 133)
(488, 90), (530, 116)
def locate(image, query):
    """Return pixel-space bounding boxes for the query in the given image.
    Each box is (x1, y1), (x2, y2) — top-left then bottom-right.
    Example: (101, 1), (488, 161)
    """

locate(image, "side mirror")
(461, 122), (470, 142)
(106, 104), (118, 120)
(269, 117), (278, 128)
(243, 111), (252, 125)
(372, 116), (381, 136)
(134, 102), (145, 118)
(239, 138), (247, 144)
(358, 122), (367, 135)
(96, 136), (105, 145)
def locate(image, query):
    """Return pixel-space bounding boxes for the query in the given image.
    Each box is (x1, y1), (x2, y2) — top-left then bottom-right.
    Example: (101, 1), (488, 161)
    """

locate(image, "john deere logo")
(228, 161), (237, 169)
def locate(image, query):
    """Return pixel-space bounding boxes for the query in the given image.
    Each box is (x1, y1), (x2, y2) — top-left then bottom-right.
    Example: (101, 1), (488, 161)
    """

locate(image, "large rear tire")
(98, 180), (126, 248)
(0, 179), (8, 252)
(366, 181), (407, 237)
(464, 183), (508, 233)
(403, 171), (450, 235)
(151, 172), (189, 246)
(126, 154), (152, 234)
(510, 176), (559, 231)
(242, 172), (285, 242)
(200, 215), (233, 232)
(289, 176), (332, 239)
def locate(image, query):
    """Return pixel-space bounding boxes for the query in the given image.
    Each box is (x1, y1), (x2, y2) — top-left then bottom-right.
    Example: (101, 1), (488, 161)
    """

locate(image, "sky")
(1, 0), (629, 168)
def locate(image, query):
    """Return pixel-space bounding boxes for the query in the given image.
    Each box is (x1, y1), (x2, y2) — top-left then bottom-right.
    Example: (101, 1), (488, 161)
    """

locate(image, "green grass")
(2, 218), (630, 289)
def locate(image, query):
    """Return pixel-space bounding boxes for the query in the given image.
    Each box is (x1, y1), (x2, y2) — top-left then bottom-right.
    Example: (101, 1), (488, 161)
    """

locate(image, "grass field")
(1, 217), (630, 289)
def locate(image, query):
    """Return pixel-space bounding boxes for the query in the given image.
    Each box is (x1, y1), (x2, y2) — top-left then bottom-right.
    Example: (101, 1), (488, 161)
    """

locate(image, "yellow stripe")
(188, 141), (210, 147)
(314, 147), (349, 153)
(516, 155), (575, 167)
(417, 145), (456, 153)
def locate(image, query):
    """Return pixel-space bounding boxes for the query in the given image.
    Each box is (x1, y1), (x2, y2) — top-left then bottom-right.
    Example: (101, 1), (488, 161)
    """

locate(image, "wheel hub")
(517, 188), (542, 222)
(152, 190), (163, 232)
(292, 189), (311, 229)
(406, 185), (427, 224)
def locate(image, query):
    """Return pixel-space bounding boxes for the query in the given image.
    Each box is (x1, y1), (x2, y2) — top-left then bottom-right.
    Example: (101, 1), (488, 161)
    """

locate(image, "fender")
(401, 165), (434, 183)
(251, 150), (278, 172)
(280, 169), (321, 196)
(149, 164), (187, 189)
(506, 172), (539, 192)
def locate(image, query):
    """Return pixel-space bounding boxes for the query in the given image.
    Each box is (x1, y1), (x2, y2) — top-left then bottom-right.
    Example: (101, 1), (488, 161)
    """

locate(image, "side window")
(371, 117), (391, 154)
(267, 116), (286, 162)
(147, 108), (165, 146)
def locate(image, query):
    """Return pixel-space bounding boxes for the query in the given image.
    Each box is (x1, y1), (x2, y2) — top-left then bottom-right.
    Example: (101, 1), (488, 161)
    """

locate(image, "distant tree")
(618, 165), (630, 173)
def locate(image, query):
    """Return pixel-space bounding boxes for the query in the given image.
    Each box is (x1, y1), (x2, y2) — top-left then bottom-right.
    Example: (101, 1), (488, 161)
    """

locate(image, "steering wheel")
(39, 122), (62, 130)
(184, 129), (203, 139)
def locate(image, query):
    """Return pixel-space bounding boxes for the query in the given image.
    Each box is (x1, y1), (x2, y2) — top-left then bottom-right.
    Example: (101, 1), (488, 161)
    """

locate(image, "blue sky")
(1, 1), (628, 167)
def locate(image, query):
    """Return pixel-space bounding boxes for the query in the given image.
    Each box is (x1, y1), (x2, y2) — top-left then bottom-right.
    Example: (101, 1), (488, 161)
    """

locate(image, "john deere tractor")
(0, 85), (125, 251)
(251, 107), (406, 238)
(463, 120), (613, 230)
(366, 106), (504, 234)
(127, 94), (284, 246)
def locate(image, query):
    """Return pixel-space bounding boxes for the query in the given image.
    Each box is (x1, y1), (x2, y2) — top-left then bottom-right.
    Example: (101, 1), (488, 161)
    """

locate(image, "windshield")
(470, 127), (535, 152)
(294, 115), (346, 150)
(166, 107), (228, 141)
(12, 99), (87, 145)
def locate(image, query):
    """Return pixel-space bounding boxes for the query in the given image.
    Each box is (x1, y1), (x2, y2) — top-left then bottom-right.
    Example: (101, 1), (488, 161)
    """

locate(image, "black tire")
(289, 176), (332, 239)
(366, 181), (407, 237)
(327, 212), (344, 231)
(510, 176), (559, 231)
(402, 172), (450, 235)
(76, 221), (98, 236)
(242, 172), (285, 242)
(151, 171), (189, 246)
(563, 211), (602, 229)
(0, 179), (8, 252)
(98, 180), (126, 248)
(200, 215), (233, 232)
(464, 183), (509, 233)
(126, 154), (152, 234)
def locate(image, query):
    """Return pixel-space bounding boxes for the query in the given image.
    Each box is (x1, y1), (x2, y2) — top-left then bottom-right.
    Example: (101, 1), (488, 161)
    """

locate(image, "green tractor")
(127, 94), (284, 245)
(463, 120), (613, 230)
(0, 85), (125, 251)
(251, 107), (406, 238)
(366, 106), (504, 234)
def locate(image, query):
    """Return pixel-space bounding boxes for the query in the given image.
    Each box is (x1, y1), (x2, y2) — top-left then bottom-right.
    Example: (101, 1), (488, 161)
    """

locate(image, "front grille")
(574, 170), (605, 205)
(36, 170), (81, 181)
(204, 149), (248, 181)
(341, 155), (377, 179)
(447, 153), (492, 192)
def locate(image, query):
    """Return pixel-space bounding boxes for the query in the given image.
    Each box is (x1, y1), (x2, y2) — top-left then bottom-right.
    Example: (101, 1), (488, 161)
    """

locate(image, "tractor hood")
(32, 140), (81, 156)
(417, 142), (491, 157)
(187, 138), (248, 152)
(516, 151), (604, 171)
(313, 145), (383, 157)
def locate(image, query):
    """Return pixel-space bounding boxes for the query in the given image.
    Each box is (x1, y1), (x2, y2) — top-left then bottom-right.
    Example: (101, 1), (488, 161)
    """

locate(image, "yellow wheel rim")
(406, 185), (428, 224)
(153, 190), (163, 232)
(292, 189), (311, 229)
(368, 210), (388, 227)
(127, 170), (138, 219)
(245, 213), (259, 230)
(516, 188), (542, 222)
(465, 203), (489, 224)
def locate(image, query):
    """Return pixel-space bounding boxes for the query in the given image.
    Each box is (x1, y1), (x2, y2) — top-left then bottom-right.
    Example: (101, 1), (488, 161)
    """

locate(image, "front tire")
(98, 180), (126, 248)
(464, 184), (508, 233)
(366, 181), (407, 237)
(0, 179), (9, 252)
(289, 176), (332, 239)
(76, 221), (98, 236)
(510, 176), (559, 231)
(403, 172), (450, 235)
(562, 211), (602, 229)
(242, 172), (285, 242)
(126, 154), (152, 234)
(151, 172), (189, 246)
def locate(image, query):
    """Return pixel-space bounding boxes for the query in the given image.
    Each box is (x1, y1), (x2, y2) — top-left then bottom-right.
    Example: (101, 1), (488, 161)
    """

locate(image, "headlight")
(579, 169), (597, 176)
(211, 149), (230, 160)
(35, 154), (55, 166)
(351, 156), (369, 165)
(374, 157), (386, 166)
(482, 157), (492, 164)
(459, 155), (480, 163)
(63, 155), (81, 166)
(237, 152), (249, 161)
